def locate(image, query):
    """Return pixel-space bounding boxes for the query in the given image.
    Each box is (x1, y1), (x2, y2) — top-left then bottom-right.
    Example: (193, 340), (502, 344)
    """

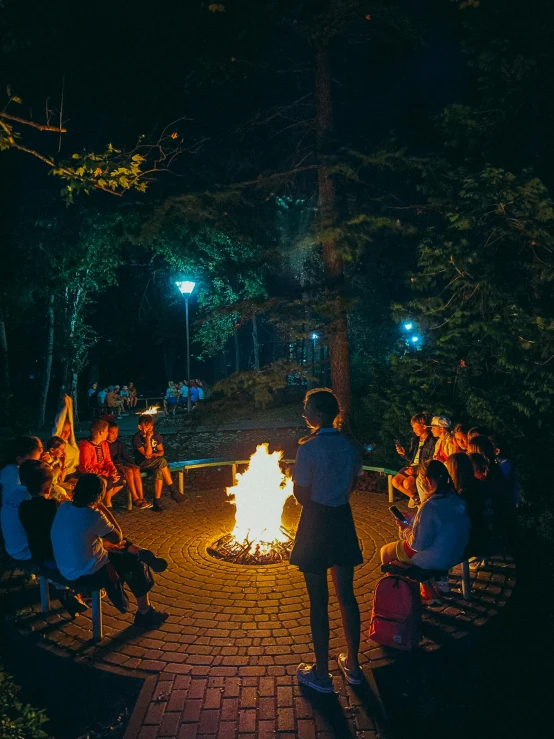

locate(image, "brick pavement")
(4, 487), (515, 738)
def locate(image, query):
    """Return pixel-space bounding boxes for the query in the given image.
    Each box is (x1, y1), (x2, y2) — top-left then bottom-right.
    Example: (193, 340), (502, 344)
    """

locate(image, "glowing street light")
(175, 280), (196, 412)
(404, 323), (413, 331)
(310, 332), (319, 341)
(411, 335), (420, 344)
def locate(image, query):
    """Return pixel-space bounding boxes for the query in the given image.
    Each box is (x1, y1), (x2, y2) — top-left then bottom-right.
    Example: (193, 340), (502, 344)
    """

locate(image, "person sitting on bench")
(392, 413), (435, 507)
(0, 436), (43, 503)
(78, 420), (124, 507)
(52, 394), (80, 477)
(381, 460), (470, 604)
(107, 422), (152, 509)
(18, 460), (87, 617)
(51, 474), (169, 629)
(132, 415), (182, 512)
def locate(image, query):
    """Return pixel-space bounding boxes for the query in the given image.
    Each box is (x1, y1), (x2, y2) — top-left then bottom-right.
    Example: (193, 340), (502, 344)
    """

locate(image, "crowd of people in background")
(87, 382), (138, 417)
(86, 379), (206, 417)
(164, 379), (205, 413)
(383, 412), (518, 603)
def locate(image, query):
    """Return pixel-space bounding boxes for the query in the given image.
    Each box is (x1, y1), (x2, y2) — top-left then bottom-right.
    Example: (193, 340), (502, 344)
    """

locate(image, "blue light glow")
(404, 323), (413, 331)
(310, 332), (319, 340)
(411, 335), (420, 343)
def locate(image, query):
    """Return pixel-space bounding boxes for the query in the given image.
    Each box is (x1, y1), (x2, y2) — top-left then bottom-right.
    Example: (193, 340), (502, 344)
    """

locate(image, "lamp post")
(310, 332), (319, 385)
(175, 280), (196, 412)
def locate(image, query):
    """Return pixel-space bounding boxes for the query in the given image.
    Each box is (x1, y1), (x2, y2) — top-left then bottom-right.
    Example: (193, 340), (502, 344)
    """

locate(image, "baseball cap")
(429, 415), (451, 429)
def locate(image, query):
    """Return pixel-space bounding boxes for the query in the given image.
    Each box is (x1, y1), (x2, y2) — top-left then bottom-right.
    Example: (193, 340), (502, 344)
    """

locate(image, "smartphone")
(389, 505), (409, 525)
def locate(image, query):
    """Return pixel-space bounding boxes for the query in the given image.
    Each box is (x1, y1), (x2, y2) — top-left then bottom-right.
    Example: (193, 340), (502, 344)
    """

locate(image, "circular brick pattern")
(16, 488), (515, 678)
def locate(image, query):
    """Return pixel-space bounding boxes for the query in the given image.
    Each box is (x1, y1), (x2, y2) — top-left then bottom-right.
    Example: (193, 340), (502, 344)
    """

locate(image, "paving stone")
(4, 485), (516, 739)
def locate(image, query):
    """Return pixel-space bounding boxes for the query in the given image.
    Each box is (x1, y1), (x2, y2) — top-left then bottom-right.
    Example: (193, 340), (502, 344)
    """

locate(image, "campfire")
(208, 444), (295, 565)
(141, 405), (159, 415)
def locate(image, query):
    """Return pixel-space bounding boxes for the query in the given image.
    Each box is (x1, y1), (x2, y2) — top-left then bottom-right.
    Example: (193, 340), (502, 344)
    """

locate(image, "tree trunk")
(36, 294), (55, 428)
(0, 300), (11, 423)
(70, 371), (79, 426)
(315, 38), (352, 419)
(252, 315), (260, 370)
(234, 331), (240, 373)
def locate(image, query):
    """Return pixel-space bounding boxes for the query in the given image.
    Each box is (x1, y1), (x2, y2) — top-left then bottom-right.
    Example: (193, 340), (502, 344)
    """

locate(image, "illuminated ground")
(3, 487), (515, 738)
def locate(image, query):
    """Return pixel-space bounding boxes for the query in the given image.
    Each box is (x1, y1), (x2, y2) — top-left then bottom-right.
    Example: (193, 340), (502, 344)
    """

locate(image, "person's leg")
(303, 571), (330, 678)
(154, 479), (163, 499)
(331, 565), (360, 673)
(132, 466), (145, 498)
(161, 462), (174, 486)
(380, 541), (400, 564)
(392, 472), (408, 493)
(104, 484), (123, 507)
(123, 466), (139, 501)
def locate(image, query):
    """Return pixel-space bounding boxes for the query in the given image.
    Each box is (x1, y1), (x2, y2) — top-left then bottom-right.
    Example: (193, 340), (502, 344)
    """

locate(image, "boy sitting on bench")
(132, 415), (182, 512)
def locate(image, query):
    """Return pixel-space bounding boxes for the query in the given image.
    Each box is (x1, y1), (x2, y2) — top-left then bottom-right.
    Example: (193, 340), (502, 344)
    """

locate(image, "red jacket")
(78, 439), (118, 478)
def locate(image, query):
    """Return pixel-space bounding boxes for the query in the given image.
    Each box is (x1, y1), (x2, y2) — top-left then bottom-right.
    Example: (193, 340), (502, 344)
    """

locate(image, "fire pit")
(207, 444), (296, 565)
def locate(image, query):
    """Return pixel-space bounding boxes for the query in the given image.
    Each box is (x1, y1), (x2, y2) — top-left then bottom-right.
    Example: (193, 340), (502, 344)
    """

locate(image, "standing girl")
(291, 388), (363, 693)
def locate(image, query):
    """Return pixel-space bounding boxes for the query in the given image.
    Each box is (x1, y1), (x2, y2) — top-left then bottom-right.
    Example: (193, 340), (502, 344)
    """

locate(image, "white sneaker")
(337, 654), (364, 685)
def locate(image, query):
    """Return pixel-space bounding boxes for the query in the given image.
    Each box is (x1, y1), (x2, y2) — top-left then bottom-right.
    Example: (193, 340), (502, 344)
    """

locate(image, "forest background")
(1, 0), (553, 540)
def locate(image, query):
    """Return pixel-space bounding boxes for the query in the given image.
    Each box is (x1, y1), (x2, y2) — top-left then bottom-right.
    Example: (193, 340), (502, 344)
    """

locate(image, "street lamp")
(310, 332), (319, 385)
(175, 280), (196, 412)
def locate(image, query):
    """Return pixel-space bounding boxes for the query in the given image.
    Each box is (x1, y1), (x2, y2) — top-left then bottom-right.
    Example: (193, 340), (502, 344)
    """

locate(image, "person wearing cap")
(429, 415), (458, 463)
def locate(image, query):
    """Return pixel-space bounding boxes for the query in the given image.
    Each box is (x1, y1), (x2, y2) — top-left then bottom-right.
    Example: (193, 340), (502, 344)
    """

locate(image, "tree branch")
(0, 111), (67, 133)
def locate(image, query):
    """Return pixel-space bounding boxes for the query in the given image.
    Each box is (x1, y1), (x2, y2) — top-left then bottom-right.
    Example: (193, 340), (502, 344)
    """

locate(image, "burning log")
(208, 527), (296, 565)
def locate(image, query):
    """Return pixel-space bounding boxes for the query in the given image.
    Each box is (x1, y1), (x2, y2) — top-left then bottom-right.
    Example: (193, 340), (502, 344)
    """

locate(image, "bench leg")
(178, 470), (185, 494)
(39, 576), (51, 612)
(92, 590), (103, 641)
(461, 560), (472, 600)
(231, 464), (237, 487)
(387, 475), (394, 504)
(127, 487), (133, 511)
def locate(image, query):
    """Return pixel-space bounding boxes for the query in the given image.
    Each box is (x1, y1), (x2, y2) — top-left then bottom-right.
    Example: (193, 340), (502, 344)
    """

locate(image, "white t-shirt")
(51, 503), (114, 580)
(1, 484), (32, 560)
(0, 464), (20, 500)
(293, 429), (362, 507)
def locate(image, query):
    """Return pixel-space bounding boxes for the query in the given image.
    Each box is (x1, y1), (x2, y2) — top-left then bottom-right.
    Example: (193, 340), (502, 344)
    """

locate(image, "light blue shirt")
(1, 484), (32, 560)
(293, 429), (362, 507)
(407, 491), (470, 570)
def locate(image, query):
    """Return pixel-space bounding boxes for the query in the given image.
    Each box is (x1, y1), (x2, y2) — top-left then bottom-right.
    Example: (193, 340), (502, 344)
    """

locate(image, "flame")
(226, 444), (293, 548)
(143, 405), (159, 415)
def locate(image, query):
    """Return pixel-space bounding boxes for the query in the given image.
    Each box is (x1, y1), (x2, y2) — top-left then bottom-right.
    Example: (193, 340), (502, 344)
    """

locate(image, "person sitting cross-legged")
(392, 413), (435, 507)
(78, 420), (124, 507)
(132, 415), (183, 512)
(18, 460), (88, 617)
(107, 422), (152, 509)
(51, 474), (169, 628)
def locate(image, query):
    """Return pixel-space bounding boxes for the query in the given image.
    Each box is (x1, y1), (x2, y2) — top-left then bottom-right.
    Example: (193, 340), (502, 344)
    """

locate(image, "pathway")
(2, 488), (515, 738)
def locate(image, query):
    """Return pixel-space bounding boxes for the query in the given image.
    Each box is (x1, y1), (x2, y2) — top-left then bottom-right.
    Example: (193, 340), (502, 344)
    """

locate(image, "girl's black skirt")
(290, 501), (363, 574)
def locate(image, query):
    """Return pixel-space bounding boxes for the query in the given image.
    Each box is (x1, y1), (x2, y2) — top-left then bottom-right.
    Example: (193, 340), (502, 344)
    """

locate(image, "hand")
(398, 520), (411, 532)
(395, 444), (406, 456)
(404, 466), (414, 476)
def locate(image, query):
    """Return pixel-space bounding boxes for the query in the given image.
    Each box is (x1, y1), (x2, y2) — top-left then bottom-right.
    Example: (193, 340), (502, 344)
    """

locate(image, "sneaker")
(59, 590), (89, 618)
(296, 663), (334, 694)
(408, 496), (420, 508)
(134, 499), (153, 509)
(436, 576), (450, 594)
(170, 490), (184, 503)
(137, 549), (168, 573)
(337, 654), (364, 685)
(152, 500), (164, 513)
(134, 607), (169, 629)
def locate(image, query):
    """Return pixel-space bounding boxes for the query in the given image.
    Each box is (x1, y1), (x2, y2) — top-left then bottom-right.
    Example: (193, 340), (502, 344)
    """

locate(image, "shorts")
(138, 457), (168, 480)
(290, 501), (363, 574)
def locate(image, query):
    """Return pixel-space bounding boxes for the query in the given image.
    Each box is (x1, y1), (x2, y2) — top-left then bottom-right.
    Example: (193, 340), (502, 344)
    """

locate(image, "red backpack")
(369, 575), (422, 650)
